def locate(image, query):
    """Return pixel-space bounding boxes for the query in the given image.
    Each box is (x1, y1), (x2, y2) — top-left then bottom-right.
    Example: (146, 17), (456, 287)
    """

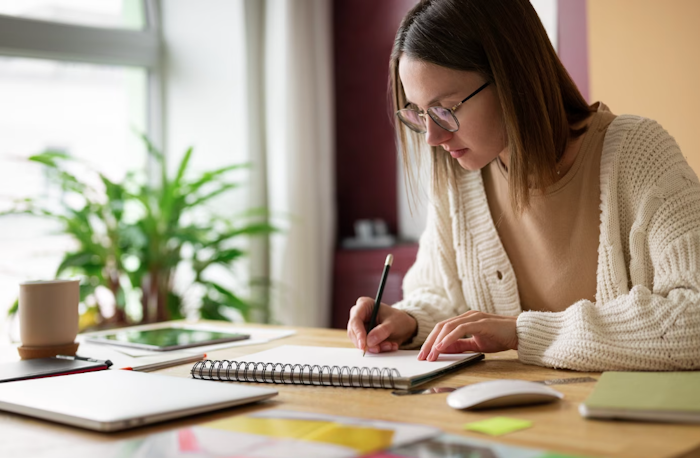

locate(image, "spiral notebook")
(190, 345), (484, 389)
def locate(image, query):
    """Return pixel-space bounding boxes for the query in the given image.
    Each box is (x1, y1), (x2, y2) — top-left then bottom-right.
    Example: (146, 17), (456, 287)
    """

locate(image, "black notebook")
(0, 357), (110, 383)
(191, 345), (484, 389)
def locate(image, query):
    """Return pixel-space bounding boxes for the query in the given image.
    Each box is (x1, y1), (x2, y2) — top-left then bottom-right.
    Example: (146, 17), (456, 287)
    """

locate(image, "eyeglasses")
(396, 81), (490, 134)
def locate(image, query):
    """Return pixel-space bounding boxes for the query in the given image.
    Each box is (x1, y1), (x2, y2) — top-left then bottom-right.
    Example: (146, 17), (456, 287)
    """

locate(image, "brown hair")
(390, 0), (592, 212)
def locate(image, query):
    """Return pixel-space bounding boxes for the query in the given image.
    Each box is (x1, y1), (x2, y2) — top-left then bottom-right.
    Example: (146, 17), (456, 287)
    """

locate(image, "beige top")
(481, 104), (617, 312)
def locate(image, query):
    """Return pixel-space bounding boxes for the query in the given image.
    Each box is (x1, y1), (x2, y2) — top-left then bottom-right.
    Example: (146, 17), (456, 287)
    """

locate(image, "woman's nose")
(425, 118), (452, 147)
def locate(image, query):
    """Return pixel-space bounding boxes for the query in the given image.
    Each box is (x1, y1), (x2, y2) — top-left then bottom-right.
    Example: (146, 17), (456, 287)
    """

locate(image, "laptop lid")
(0, 370), (277, 432)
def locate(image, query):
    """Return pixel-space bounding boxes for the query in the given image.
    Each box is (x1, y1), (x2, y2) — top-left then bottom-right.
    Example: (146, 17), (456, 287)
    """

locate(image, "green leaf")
(174, 147), (193, 191)
(199, 295), (231, 321)
(56, 252), (102, 277)
(185, 183), (240, 208)
(203, 223), (277, 248)
(79, 283), (97, 303)
(7, 299), (18, 316)
(28, 150), (72, 168)
(186, 163), (249, 195)
(138, 132), (165, 165)
(166, 291), (184, 320)
(204, 281), (250, 319)
(193, 248), (245, 273)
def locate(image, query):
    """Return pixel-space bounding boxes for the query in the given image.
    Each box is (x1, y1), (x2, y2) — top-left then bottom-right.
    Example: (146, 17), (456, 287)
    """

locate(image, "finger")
(349, 297), (375, 321)
(379, 341), (394, 352)
(366, 322), (392, 348)
(430, 322), (482, 360)
(347, 309), (360, 347)
(418, 322), (445, 360)
(426, 319), (465, 361)
(428, 317), (484, 361)
(441, 337), (481, 354)
(419, 312), (486, 360)
(347, 325), (358, 348)
(348, 317), (368, 350)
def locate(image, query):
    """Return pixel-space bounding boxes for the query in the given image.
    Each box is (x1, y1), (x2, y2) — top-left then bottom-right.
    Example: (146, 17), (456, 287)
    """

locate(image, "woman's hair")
(390, 0), (592, 212)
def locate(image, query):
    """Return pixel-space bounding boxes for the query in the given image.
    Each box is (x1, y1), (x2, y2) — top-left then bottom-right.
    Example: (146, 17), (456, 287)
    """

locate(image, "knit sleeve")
(516, 233), (700, 371)
(516, 118), (700, 371)
(392, 200), (468, 349)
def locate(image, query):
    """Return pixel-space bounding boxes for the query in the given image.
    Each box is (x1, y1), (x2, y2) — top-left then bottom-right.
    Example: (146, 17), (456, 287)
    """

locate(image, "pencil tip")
(385, 254), (393, 266)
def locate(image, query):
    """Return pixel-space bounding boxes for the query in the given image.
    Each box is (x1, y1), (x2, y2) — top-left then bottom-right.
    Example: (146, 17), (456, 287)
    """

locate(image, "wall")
(333, 0), (416, 241)
(588, 0), (700, 174)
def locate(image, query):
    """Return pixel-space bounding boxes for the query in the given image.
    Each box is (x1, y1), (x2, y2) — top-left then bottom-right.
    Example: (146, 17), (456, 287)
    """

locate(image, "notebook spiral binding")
(191, 360), (402, 389)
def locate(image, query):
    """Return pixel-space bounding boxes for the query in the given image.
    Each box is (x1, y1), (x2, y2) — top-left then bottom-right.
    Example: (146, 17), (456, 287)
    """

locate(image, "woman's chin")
(455, 156), (489, 171)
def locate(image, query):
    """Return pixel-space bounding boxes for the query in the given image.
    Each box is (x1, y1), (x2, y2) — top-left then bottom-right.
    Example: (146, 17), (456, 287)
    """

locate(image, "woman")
(346, 0), (700, 371)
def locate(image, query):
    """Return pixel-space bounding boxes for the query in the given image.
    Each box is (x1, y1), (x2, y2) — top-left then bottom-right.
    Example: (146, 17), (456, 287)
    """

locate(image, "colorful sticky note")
(538, 454), (591, 458)
(305, 423), (394, 455)
(204, 416), (394, 454)
(177, 428), (200, 452)
(464, 417), (533, 436)
(204, 417), (324, 438)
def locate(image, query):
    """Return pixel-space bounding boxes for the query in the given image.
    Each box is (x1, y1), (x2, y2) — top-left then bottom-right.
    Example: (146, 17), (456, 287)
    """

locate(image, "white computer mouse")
(446, 379), (564, 410)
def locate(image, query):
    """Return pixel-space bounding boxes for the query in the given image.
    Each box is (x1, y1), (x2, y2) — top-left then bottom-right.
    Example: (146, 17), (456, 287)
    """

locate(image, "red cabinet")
(331, 243), (418, 329)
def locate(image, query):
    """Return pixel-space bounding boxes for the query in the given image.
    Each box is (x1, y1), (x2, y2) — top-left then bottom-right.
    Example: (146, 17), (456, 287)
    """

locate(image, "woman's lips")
(449, 148), (468, 159)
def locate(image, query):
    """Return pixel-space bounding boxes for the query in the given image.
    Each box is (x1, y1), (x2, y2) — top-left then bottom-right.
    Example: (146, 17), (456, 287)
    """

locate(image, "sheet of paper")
(80, 324), (296, 357)
(463, 417), (533, 436)
(234, 345), (478, 379)
(74, 339), (204, 371)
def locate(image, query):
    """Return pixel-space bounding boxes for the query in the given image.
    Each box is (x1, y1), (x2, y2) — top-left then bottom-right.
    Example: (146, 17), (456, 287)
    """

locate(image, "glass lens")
(428, 107), (459, 132)
(397, 109), (427, 133)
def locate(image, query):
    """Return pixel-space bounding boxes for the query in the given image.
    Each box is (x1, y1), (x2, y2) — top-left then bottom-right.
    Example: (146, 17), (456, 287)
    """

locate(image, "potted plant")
(2, 136), (276, 329)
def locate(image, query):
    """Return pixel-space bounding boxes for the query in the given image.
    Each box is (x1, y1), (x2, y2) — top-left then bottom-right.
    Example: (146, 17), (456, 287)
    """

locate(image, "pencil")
(363, 254), (393, 356)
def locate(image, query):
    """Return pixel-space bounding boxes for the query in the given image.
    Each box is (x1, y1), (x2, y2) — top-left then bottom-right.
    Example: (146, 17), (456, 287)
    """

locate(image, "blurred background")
(0, 0), (698, 338)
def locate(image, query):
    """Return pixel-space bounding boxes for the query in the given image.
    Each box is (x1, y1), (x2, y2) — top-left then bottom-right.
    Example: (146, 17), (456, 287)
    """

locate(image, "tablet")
(86, 327), (249, 351)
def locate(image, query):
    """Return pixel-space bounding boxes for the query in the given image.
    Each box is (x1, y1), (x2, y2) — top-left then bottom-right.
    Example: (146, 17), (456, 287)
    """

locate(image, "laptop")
(0, 369), (277, 432)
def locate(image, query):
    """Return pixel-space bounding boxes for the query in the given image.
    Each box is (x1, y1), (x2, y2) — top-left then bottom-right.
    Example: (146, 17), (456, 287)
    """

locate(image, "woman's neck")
(497, 114), (593, 180)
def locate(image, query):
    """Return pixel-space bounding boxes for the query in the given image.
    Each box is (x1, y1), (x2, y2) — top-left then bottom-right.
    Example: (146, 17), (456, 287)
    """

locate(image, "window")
(0, 0), (160, 338)
(0, 0), (145, 30)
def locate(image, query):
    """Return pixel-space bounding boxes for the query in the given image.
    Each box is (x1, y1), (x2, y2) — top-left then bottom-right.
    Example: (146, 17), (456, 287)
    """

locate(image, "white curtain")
(245, 0), (335, 327)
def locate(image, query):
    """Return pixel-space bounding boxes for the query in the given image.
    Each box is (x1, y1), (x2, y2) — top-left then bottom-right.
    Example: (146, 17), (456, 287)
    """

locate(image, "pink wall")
(558, 0), (590, 101)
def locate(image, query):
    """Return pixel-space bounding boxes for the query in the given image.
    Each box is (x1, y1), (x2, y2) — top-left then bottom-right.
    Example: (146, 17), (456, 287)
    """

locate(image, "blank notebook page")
(234, 345), (478, 378)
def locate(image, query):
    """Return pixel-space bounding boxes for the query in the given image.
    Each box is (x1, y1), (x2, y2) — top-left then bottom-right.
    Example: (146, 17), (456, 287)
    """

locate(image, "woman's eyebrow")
(405, 90), (461, 108)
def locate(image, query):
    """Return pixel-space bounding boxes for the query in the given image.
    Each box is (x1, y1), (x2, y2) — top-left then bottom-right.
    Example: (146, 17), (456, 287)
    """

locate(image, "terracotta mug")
(19, 279), (80, 348)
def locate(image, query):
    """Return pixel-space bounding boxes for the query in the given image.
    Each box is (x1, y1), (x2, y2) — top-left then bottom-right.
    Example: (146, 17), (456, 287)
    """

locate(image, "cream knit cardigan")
(393, 115), (700, 371)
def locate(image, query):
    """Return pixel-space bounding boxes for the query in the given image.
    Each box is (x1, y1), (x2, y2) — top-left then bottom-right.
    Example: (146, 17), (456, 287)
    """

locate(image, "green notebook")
(580, 371), (700, 423)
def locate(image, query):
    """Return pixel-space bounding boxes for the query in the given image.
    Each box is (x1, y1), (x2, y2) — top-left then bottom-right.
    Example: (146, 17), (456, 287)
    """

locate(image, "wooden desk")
(1, 325), (699, 458)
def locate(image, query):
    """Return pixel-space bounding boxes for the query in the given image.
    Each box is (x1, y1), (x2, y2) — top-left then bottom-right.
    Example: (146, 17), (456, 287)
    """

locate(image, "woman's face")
(398, 56), (506, 171)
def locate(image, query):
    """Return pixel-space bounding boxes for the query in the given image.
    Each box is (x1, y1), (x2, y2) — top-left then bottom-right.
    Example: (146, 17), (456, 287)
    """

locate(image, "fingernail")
(435, 342), (443, 350)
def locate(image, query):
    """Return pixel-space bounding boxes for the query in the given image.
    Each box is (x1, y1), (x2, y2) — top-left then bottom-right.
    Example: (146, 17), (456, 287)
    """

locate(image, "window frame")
(0, 0), (164, 149)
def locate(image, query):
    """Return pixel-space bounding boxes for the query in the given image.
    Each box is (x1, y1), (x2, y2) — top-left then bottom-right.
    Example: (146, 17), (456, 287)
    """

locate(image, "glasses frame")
(397, 81), (491, 134)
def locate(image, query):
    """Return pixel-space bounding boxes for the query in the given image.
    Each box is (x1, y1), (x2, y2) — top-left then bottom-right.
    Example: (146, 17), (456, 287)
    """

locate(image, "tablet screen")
(88, 327), (249, 351)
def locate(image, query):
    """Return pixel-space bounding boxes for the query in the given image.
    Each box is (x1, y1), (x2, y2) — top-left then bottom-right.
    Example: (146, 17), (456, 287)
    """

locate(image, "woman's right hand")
(347, 297), (418, 353)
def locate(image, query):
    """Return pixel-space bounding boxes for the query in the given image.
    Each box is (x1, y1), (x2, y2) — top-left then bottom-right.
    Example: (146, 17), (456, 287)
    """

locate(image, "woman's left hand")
(418, 311), (518, 361)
